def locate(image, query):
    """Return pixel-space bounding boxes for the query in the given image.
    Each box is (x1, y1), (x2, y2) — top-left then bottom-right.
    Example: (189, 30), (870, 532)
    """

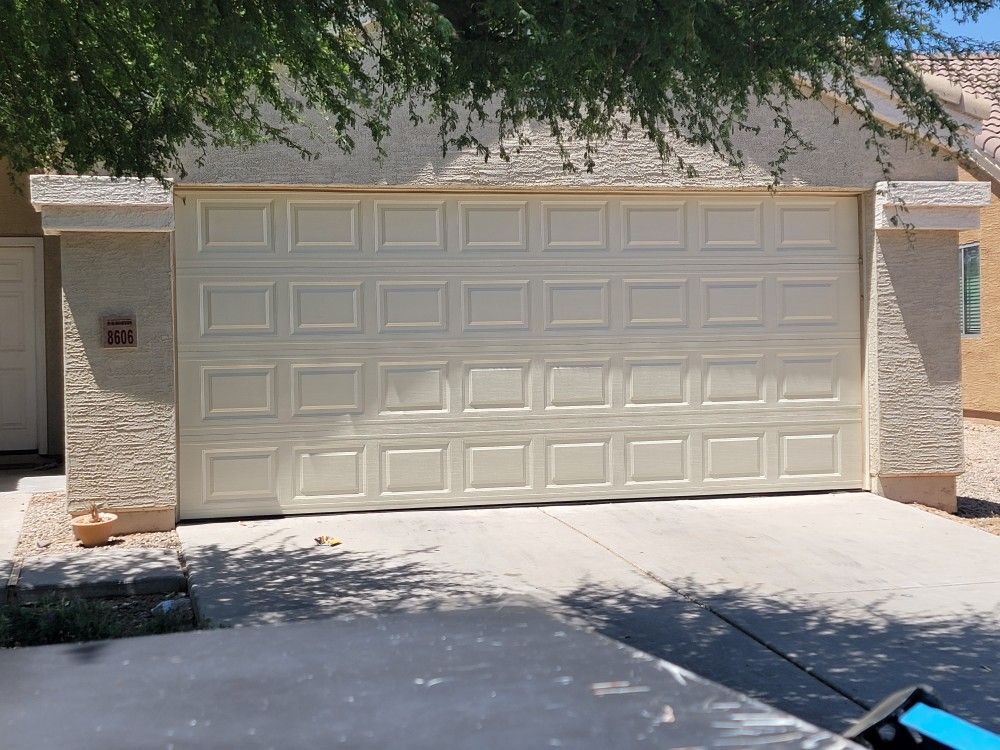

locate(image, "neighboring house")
(0, 164), (63, 458)
(10, 81), (994, 531)
(917, 56), (1000, 420)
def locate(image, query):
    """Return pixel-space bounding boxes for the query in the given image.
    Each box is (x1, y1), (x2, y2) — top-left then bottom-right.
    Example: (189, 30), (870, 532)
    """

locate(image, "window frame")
(960, 242), (982, 338)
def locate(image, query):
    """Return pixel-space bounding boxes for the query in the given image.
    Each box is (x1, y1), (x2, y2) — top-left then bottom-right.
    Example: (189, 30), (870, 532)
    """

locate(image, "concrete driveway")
(178, 492), (1000, 733)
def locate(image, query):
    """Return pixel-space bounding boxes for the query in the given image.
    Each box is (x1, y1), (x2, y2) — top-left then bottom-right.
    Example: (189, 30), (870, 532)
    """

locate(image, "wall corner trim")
(29, 175), (175, 234)
(874, 179), (991, 232)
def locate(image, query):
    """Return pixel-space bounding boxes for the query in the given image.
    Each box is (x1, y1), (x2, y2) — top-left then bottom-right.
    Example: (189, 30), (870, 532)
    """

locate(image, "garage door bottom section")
(175, 192), (863, 519)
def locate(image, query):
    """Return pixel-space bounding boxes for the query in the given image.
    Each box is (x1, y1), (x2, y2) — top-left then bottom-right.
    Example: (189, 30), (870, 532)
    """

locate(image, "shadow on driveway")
(559, 578), (1000, 733)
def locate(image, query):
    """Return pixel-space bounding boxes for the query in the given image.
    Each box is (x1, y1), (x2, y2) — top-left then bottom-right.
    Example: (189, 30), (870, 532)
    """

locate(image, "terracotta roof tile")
(915, 55), (1000, 161)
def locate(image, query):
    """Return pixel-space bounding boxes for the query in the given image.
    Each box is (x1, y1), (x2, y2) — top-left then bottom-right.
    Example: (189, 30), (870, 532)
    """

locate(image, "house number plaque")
(102, 315), (137, 349)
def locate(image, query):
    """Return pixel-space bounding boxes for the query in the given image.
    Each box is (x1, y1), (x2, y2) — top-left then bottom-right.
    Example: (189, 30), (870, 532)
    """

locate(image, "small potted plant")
(70, 503), (118, 547)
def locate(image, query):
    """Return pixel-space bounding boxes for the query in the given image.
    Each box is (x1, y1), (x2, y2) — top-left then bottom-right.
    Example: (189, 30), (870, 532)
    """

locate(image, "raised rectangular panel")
(544, 280), (610, 329)
(295, 447), (365, 497)
(465, 363), (529, 410)
(0, 369), (27, 428)
(0, 259), (23, 282)
(699, 202), (763, 249)
(625, 358), (686, 406)
(288, 201), (360, 253)
(703, 357), (764, 403)
(375, 201), (446, 252)
(200, 283), (275, 336)
(546, 361), (609, 408)
(378, 282), (448, 332)
(380, 363), (448, 413)
(462, 282), (530, 330)
(202, 366), (276, 419)
(702, 278), (764, 327)
(780, 432), (840, 477)
(778, 277), (838, 325)
(381, 446), (449, 493)
(0, 294), (25, 350)
(776, 202), (837, 248)
(459, 202), (528, 251)
(542, 202), (608, 251)
(779, 354), (839, 401)
(198, 200), (273, 253)
(624, 279), (687, 328)
(626, 438), (688, 483)
(465, 442), (531, 490)
(290, 283), (362, 334)
(203, 449), (278, 502)
(621, 202), (686, 251)
(704, 435), (764, 480)
(292, 364), (363, 415)
(547, 440), (610, 486)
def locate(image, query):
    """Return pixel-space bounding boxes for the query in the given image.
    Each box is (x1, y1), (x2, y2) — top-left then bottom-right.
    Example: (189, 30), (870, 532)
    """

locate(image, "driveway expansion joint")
(537, 507), (872, 713)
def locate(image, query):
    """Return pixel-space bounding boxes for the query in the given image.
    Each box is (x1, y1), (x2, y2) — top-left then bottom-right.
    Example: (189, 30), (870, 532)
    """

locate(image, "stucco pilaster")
(866, 180), (991, 510)
(31, 176), (178, 529)
(59, 232), (176, 519)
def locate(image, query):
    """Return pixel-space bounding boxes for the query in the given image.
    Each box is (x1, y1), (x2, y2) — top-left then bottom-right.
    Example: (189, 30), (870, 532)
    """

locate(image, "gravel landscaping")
(4, 492), (194, 646)
(14, 492), (181, 558)
(919, 419), (1000, 536)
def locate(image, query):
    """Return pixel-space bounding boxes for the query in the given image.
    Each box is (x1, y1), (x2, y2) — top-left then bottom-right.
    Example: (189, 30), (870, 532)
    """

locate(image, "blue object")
(900, 703), (1000, 750)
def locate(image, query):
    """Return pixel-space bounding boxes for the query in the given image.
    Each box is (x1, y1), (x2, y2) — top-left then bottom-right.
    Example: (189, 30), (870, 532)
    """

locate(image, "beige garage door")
(174, 191), (863, 519)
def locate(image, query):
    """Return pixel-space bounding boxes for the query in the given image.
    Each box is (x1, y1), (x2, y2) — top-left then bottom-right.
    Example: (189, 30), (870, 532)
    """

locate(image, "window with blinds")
(961, 243), (981, 336)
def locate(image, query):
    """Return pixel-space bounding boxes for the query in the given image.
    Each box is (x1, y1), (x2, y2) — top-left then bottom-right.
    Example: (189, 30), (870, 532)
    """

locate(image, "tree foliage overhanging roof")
(0, 0), (998, 181)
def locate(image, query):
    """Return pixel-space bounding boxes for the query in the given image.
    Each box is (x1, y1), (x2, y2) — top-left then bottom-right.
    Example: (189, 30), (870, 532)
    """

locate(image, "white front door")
(0, 242), (39, 452)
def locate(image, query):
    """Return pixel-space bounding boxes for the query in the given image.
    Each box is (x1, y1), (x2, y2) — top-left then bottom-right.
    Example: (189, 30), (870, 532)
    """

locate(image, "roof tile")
(915, 56), (1000, 161)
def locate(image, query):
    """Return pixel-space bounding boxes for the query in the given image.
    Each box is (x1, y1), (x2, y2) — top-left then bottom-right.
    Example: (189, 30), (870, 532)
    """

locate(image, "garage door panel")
(178, 420), (862, 517)
(288, 200), (361, 254)
(175, 194), (859, 261)
(177, 345), (861, 432)
(176, 192), (863, 518)
(176, 267), (860, 345)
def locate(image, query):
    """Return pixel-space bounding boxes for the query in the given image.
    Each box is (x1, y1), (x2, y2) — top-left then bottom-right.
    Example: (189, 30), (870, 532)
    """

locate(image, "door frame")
(0, 237), (47, 455)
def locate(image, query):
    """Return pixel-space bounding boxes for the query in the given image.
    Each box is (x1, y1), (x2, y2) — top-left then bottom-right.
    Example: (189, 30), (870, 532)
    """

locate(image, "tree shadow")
(557, 577), (1000, 735)
(184, 532), (506, 627)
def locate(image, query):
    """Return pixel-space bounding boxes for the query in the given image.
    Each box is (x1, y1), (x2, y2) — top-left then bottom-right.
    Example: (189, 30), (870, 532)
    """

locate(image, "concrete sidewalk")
(0, 491), (29, 604)
(178, 492), (1000, 733)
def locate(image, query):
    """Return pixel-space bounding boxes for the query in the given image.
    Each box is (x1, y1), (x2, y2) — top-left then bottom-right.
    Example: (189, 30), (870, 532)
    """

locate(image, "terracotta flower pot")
(70, 512), (119, 547)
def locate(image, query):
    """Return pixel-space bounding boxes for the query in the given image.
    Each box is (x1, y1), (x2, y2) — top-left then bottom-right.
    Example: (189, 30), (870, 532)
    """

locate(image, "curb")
(6, 550), (187, 604)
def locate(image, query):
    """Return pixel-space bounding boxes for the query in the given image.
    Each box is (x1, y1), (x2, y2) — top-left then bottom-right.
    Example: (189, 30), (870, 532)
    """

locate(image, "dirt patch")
(1, 593), (195, 648)
(15, 492), (181, 558)
(918, 419), (1000, 536)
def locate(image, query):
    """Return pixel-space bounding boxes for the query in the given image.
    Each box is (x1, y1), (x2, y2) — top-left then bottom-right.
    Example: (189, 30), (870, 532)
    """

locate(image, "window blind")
(962, 244), (981, 336)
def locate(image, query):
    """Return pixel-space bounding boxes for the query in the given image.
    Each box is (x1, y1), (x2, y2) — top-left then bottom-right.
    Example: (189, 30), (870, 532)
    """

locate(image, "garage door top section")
(174, 191), (863, 519)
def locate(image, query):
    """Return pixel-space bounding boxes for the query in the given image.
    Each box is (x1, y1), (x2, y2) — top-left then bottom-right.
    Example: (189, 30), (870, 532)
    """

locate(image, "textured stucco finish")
(1, 167), (45, 235)
(177, 97), (958, 189)
(31, 175), (173, 206)
(61, 232), (176, 514)
(42, 235), (64, 453)
(959, 166), (1000, 416)
(869, 228), (964, 477)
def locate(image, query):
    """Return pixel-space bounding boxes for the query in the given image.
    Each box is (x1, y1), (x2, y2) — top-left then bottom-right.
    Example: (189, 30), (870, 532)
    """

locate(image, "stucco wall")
(61, 232), (175, 513)
(958, 165), (1000, 417)
(869, 228), (964, 477)
(0, 166), (45, 235)
(0, 164), (64, 454)
(42, 235), (64, 453)
(178, 97), (958, 189)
